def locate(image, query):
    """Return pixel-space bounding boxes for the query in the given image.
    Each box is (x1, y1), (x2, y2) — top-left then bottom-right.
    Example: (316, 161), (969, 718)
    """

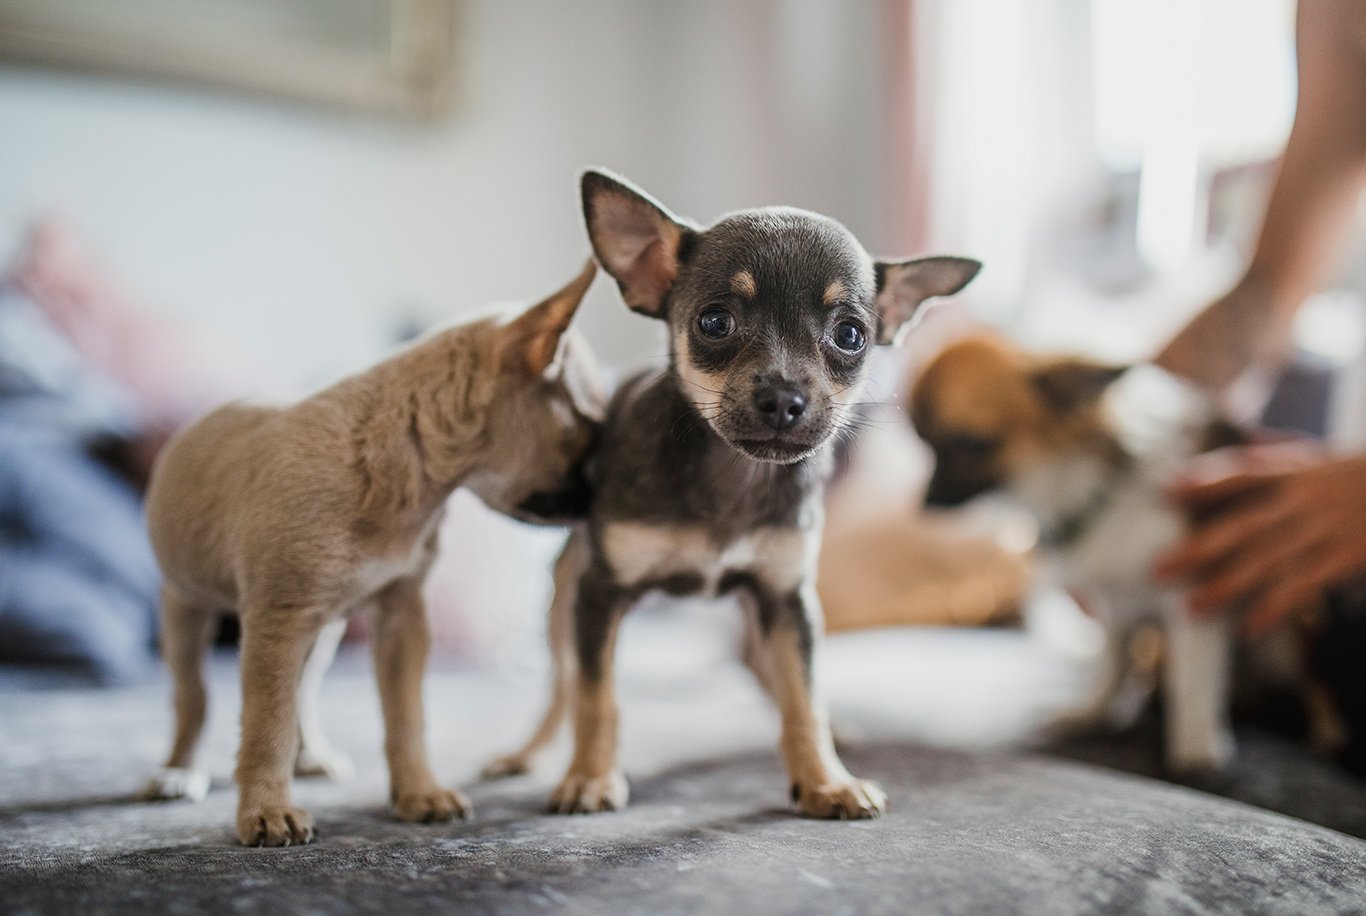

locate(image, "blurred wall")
(0, 0), (908, 393)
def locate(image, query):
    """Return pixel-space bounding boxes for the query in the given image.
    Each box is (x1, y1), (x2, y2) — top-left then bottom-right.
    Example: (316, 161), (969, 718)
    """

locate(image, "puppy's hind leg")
(294, 617), (354, 781)
(483, 530), (586, 779)
(1163, 596), (1235, 776)
(1304, 679), (1348, 756)
(141, 587), (217, 802)
(548, 570), (631, 814)
(1046, 625), (1153, 736)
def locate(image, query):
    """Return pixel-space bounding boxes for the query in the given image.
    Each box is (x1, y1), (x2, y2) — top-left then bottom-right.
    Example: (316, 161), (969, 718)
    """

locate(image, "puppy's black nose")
(754, 385), (807, 430)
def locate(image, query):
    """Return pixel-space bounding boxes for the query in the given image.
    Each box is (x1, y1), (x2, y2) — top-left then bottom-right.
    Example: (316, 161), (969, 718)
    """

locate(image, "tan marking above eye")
(731, 270), (757, 298)
(823, 280), (847, 306)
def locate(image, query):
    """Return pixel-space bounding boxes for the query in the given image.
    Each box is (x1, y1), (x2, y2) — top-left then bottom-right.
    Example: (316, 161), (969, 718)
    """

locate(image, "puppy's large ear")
(505, 259), (597, 376)
(582, 169), (691, 318)
(874, 256), (981, 345)
(1031, 358), (1128, 412)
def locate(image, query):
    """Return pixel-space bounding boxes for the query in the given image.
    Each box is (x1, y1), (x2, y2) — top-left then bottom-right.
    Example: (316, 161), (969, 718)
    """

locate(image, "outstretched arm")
(1156, 0), (1366, 389)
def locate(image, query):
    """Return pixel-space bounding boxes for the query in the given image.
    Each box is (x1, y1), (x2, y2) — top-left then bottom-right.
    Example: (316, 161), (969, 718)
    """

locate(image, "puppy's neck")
(350, 331), (498, 521)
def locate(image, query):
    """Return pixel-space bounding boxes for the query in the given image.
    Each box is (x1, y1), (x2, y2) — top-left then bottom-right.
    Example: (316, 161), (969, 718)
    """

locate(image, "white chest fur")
(601, 522), (816, 595)
(1054, 481), (1184, 591)
(349, 513), (443, 607)
(1026, 366), (1210, 597)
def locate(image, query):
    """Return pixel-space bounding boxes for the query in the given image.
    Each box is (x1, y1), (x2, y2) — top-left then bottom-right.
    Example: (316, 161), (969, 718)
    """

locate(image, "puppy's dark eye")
(832, 320), (866, 352)
(698, 308), (735, 339)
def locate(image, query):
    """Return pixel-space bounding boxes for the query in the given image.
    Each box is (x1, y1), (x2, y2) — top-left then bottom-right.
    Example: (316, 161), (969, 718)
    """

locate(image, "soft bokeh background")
(5, 0), (1345, 384)
(1, 0), (918, 386)
(4, 0), (1365, 676)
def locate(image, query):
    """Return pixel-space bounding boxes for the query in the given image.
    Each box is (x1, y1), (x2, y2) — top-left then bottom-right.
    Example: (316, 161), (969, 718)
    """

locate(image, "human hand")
(1153, 443), (1366, 637)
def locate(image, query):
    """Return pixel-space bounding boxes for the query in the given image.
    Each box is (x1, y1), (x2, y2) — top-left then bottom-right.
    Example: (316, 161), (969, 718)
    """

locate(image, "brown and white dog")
(140, 263), (605, 846)
(911, 335), (1344, 774)
(911, 335), (1245, 774)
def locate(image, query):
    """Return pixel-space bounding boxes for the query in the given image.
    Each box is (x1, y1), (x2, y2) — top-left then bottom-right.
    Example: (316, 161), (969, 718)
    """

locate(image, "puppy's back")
(146, 402), (286, 604)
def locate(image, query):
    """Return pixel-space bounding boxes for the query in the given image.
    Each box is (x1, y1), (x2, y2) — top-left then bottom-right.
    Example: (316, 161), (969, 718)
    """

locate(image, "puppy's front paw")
(394, 787), (471, 823)
(1168, 729), (1235, 777)
(237, 804), (315, 847)
(548, 770), (628, 814)
(791, 778), (886, 820)
(139, 767), (210, 802)
(481, 752), (533, 780)
(295, 745), (355, 782)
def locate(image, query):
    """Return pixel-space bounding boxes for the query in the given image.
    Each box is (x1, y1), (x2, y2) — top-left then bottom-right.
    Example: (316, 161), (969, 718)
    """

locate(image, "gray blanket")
(3, 626), (1364, 914)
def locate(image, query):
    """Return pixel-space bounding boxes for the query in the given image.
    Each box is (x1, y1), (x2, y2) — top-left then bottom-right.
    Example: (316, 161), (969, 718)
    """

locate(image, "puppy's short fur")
(485, 170), (980, 817)
(911, 336), (1335, 773)
(141, 263), (604, 846)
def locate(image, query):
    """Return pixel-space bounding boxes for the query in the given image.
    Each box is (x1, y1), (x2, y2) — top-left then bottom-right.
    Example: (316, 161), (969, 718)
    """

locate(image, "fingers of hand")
(1155, 498), (1292, 583)
(1186, 526), (1324, 612)
(1243, 547), (1362, 638)
(1166, 442), (1321, 507)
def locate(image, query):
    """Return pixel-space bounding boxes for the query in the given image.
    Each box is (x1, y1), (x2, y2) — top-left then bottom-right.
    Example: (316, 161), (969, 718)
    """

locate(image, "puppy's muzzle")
(513, 470), (594, 525)
(753, 382), (807, 431)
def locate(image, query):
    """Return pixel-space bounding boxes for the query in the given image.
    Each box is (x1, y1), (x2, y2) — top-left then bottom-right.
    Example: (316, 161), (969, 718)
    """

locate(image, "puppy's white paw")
(791, 778), (887, 820)
(139, 767), (210, 803)
(1168, 728), (1235, 776)
(394, 787), (471, 823)
(481, 752), (534, 780)
(237, 804), (315, 847)
(548, 770), (628, 814)
(295, 745), (355, 782)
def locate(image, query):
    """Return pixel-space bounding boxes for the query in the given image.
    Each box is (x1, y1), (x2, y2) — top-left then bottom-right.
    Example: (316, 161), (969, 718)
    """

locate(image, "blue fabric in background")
(0, 412), (159, 684)
(0, 282), (159, 684)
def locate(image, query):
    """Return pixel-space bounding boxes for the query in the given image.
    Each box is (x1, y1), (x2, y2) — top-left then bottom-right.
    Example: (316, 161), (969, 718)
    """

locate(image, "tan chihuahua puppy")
(140, 262), (604, 846)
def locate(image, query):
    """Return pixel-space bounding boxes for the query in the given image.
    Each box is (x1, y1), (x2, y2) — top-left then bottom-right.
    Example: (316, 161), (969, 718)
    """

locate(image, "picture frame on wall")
(0, 0), (458, 120)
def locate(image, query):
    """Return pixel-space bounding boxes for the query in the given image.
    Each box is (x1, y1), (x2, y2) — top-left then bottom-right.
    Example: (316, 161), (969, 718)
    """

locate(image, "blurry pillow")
(7, 217), (260, 430)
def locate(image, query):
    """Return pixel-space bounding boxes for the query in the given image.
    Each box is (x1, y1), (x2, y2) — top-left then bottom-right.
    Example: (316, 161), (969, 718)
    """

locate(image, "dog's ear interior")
(874, 256), (981, 345)
(581, 169), (691, 319)
(1031, 358), (1129, 412)
(506, 259), (597, 376)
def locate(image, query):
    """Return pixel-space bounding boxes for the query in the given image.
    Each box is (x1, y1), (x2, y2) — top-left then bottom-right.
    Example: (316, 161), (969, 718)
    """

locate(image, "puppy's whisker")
(843, 414), (893, 430)
(680, 377), (730, 399)
(669, 412), (704, 440)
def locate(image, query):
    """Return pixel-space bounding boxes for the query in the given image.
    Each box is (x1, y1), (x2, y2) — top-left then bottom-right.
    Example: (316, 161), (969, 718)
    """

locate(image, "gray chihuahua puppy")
(486, 170), (980, 819)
